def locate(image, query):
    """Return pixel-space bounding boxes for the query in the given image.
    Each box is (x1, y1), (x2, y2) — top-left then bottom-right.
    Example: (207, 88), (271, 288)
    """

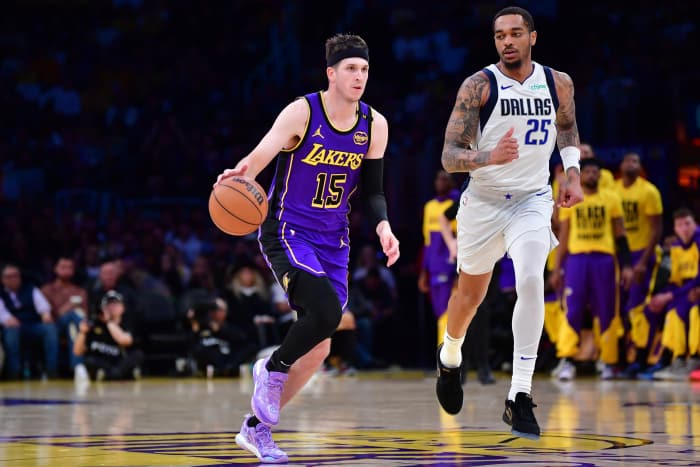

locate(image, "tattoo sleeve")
(555, 72), (580, 150)
(441, 73), (491, 173)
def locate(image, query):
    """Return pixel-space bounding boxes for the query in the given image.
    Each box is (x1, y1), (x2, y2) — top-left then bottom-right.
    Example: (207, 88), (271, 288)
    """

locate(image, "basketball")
(209, 176), (268, 236)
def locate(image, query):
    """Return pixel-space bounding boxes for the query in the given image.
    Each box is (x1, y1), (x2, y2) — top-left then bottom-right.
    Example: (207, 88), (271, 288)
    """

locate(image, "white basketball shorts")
(456, 183), (558, 275)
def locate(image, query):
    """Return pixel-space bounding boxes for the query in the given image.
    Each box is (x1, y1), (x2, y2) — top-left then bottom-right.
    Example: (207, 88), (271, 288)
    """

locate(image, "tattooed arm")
(553, 70), (584, 208)
(554, 70), (580, 170)
(441, 71), (519, 173)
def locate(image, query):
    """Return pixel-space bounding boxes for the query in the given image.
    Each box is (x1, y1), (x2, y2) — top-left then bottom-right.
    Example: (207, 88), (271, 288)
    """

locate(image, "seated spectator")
(188, 297), (256, 377)
(0, 263), (59, 379)
(640, 209), (700, 380)
(347, 271), (390, 369)
(223, 262), (276, 350)
(40, 256), (88, 375)
(88, 260), (139, 338)
(326, 311), (358, 376)
(352, 245), (398, 301)
(270, 281), (295, 340)
(73, 290), (143, 381)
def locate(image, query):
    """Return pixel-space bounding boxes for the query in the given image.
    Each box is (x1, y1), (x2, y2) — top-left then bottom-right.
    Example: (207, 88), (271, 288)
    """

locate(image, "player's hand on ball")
(214, 164), (248, 187)
(490, 127), (519, 165)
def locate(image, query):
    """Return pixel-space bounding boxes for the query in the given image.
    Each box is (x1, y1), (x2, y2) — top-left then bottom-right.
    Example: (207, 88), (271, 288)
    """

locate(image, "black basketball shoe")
(502, 392), (541, 440)
(435, 344), (463, 415)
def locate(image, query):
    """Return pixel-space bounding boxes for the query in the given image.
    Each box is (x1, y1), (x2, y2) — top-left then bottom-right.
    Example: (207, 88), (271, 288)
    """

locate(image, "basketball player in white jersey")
(435, 6), (584, 439)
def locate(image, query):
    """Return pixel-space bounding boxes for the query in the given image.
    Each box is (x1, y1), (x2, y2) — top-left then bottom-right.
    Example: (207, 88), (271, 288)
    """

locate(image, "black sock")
(635, 347), (649, 367)
(658, 349), (672, 367)
(266, 351), (292, 374)
(247, 415), (261, 427)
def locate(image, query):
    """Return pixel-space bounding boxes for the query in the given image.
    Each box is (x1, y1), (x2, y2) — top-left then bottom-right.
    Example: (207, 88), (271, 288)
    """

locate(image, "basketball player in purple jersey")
(215, 34), (399, 463)
(435, 6), (584, 439)
(419, 171), (459, 344)
(614, 153), (664, 377)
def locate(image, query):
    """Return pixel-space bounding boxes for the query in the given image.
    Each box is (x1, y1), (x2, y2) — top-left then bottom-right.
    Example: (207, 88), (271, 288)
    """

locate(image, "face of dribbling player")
(494, 14), (537, 70)
(327, 58), (369, 102)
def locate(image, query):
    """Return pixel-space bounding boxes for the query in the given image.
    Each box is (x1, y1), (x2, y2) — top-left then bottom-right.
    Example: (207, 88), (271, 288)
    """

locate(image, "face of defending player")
(620, 153), (641, 179)
(327, 57), (369, 102)
(674, 214), (697, 245)
(494, 14), (536, 70)
(580, 165), (600, 191)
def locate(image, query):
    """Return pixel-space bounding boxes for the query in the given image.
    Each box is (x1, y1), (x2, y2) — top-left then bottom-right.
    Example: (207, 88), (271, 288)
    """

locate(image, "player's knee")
(291, 272), (343, 335)
(316, 305), (343, 337)
(450, 291), (480, 317)
(516, 270), (544, 297)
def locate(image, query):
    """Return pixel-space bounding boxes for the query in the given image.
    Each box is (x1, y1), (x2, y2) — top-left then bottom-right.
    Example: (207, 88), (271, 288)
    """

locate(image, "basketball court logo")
(0, 430), (653, 466)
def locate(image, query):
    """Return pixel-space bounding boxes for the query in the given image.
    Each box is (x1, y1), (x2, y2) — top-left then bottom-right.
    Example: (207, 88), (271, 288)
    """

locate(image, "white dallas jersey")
(471, 62), (559, 192)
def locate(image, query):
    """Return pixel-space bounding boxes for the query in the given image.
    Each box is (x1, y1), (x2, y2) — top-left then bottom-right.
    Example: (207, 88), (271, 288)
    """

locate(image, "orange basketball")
(209, 176), (268, 235)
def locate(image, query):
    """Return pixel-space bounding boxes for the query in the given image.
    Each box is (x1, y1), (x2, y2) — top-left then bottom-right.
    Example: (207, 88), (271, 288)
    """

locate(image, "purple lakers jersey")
(267, 91), (372, 232)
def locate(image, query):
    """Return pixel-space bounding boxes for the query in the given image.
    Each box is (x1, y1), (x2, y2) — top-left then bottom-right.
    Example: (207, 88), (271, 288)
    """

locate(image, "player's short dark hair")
(580, 158), (602, 170)
(493, 6), (535, 32)
(673, 207), (696, 220)
(325, 34), (368, 63)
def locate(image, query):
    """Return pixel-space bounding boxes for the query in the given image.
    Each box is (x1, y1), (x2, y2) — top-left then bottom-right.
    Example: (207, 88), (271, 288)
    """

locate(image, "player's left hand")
(214, 164), (249, 187)
(557, 171), (584, 208)
(376, 221), (400, 267)
(620, 266), (634, 291)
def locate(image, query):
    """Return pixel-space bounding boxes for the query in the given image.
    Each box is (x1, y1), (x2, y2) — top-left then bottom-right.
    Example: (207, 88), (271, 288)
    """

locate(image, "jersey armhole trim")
(543, 66), (560, 112)
(480, 69), (498, 132)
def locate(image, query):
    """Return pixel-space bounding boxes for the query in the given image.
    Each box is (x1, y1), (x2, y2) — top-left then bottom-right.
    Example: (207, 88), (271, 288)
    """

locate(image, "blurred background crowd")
(0, 0), (698, 381)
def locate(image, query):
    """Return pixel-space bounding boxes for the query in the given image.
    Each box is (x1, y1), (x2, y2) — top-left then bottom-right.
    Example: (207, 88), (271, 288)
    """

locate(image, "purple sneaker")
(251, 357), (288, 426)
(235, 414), (288, 464)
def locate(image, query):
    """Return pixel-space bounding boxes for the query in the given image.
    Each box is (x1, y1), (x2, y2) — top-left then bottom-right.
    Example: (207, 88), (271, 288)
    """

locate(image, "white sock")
(440, 332), (464, 368)
(509, 353), (537, 401)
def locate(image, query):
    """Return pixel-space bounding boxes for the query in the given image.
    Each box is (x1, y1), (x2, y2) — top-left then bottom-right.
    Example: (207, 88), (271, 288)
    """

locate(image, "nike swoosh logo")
(520, 356), (536, 360)
(535, 190), (548, 196)
(500, 85), (513, 90)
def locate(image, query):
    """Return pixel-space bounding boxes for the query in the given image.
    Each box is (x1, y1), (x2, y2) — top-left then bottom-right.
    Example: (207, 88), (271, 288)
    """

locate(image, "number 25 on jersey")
(525, 118), (552, 145)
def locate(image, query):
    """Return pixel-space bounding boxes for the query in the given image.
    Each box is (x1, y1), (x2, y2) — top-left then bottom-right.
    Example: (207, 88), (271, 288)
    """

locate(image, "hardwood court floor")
(0, 370), (698, 466)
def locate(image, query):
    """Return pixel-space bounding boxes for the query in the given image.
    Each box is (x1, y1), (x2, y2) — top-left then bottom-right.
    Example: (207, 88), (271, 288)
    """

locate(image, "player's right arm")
(215, 99), (309, 184)
(441, 71), (518, 173)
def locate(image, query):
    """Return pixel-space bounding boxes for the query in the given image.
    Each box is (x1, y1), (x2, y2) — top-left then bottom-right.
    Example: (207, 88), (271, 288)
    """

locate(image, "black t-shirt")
(85, 321), (128, 364)
(195, 322), (244, 355)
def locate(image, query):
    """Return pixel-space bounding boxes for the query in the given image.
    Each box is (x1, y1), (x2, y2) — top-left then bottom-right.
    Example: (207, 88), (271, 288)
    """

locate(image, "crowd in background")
(0, 1), (698, 379)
